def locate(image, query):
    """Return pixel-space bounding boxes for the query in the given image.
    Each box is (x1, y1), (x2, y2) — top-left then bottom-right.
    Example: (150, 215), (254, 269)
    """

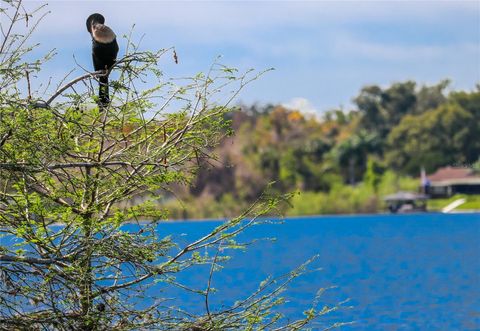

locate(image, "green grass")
(427, 194), (480, 211)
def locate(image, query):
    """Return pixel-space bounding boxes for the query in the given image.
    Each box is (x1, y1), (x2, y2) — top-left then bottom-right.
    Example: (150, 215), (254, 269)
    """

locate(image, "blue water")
(153, 213), (480, 330)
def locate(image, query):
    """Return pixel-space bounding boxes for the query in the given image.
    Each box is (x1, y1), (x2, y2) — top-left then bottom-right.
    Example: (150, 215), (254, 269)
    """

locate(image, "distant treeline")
(164, 80), (480, 218)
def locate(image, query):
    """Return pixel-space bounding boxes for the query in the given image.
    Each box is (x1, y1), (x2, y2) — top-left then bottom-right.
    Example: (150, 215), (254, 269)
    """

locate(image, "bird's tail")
(98, 75), (110, 108)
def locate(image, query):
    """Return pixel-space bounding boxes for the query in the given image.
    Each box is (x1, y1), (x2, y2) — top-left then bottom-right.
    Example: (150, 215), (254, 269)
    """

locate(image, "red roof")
(427, 166), (477, 182)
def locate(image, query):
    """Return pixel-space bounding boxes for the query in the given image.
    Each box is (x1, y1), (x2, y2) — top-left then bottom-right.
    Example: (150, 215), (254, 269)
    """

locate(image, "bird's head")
(86, 13), (105, 33)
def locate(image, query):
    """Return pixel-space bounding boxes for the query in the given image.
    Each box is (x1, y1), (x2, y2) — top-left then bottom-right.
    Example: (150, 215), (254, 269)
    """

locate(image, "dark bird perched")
(86, 13), (119, 107)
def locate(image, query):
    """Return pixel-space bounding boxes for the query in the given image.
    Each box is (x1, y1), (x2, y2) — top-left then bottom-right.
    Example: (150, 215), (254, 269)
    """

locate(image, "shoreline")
(159, 210), (480, 223)
(2, 211), (478, 228)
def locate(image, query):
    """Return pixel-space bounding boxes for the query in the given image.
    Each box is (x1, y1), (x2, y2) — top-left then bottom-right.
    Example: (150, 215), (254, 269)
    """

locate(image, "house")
(425, 166), (480, 198)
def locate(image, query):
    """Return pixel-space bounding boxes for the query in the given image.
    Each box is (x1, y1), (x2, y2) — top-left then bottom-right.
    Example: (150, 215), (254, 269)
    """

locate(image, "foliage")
(332, 130), (381, 185)
(0, 1), (345, 329)
(170, 170), (420, 217)
(167, 76), (479, 218)
(386, 103), (476, 174)
(363, 157), (384, 193)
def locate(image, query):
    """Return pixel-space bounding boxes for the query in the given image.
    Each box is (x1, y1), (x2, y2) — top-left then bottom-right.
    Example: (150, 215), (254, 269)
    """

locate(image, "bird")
(86, 13), (119, 107)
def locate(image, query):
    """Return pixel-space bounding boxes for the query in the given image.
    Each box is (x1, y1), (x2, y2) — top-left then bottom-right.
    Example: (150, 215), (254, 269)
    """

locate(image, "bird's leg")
(98, 65), (110, 109)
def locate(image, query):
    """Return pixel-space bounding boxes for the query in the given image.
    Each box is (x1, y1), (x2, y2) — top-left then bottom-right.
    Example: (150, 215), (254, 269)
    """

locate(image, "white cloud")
(282, 97), (320, 118)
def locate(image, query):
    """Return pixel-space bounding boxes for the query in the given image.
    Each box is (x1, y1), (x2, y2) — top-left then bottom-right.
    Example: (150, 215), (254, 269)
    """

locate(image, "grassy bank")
(427, 194), (480, 211)
(163, 172), (480, 220)
(164, 171), (426, 219)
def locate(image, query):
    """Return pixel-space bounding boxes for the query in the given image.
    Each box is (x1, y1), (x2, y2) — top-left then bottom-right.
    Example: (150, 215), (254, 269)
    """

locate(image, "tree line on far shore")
(164, 81), (480, 218)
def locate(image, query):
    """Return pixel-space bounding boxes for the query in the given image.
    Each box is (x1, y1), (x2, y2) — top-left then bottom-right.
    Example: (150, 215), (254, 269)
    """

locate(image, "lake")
(153, 213), (480, 330)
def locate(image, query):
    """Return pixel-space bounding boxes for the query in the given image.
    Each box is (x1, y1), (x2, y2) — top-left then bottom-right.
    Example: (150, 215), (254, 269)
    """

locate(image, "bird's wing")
(92, 24), (116, 44)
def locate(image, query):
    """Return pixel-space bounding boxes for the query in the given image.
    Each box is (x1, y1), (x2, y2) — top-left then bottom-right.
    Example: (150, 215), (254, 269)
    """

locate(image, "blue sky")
(23, 0), (480, 114)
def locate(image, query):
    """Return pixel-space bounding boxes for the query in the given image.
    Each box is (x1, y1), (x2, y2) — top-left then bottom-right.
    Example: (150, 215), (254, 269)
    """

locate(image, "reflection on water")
(152, 213), (480, 330)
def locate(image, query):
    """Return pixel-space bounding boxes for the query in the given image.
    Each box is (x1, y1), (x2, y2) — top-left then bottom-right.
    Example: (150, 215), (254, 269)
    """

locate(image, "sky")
(17, 0), (480, 115)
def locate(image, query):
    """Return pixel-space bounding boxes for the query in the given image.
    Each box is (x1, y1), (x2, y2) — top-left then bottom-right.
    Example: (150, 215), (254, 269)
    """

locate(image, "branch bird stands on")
(86, 13), (119, 108)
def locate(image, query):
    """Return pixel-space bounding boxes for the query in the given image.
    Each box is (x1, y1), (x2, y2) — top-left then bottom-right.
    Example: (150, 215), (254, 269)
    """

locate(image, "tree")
(363, 157), (384, 193)
(333, 131), (381, 185)
(354, 81), (451, 145)
(354, 82), (417, 141)
(350, 81), (453, 179)
(449, 86), (480, 162)
(412, 80), (449, 115)
(386, 103), (475, 174)
(0, 1), (344, 329)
